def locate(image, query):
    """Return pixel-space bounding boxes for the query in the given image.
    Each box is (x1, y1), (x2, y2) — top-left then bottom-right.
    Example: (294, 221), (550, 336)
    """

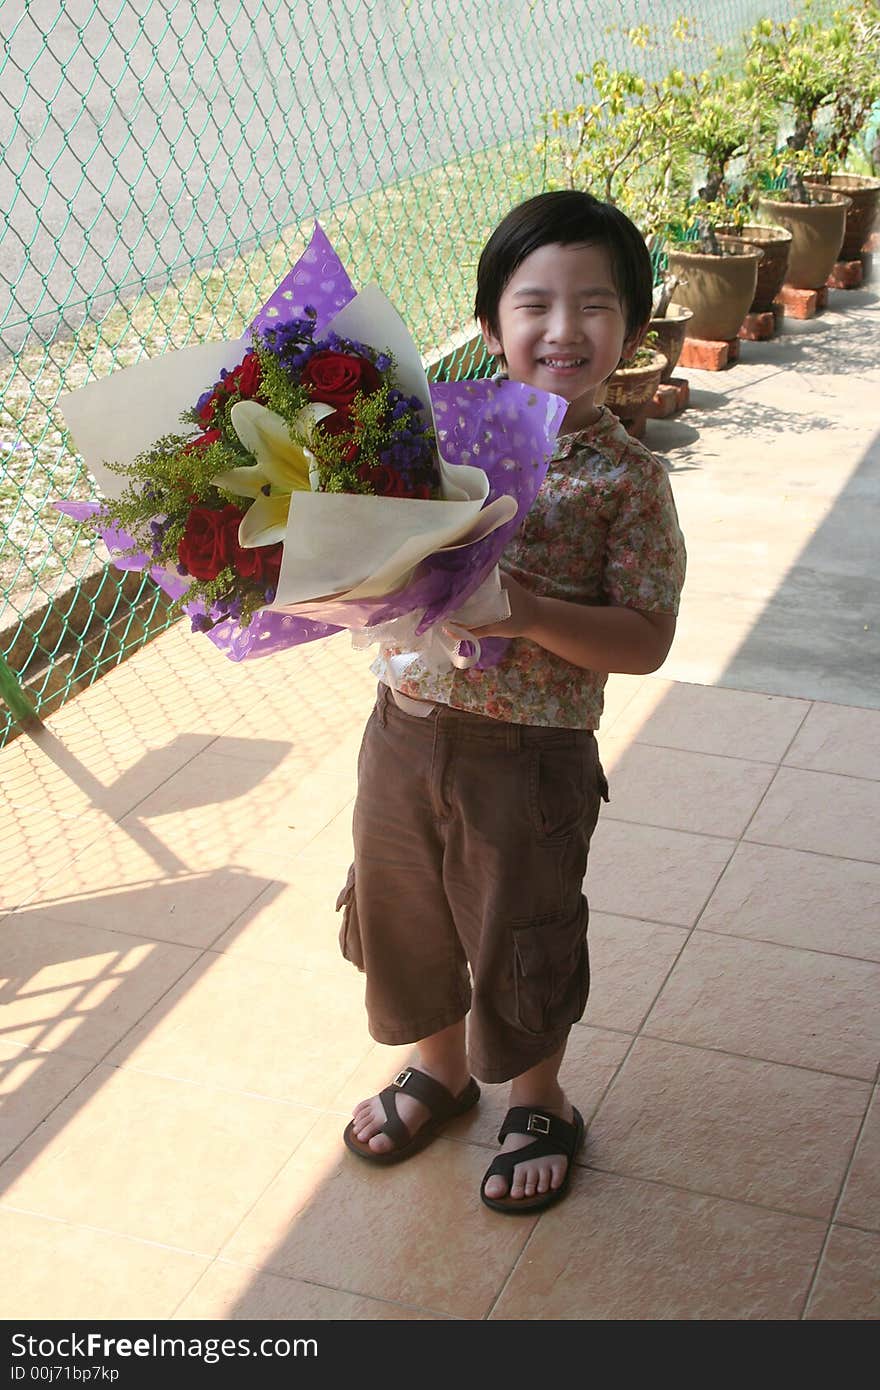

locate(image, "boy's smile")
(480, 241), (644, 431)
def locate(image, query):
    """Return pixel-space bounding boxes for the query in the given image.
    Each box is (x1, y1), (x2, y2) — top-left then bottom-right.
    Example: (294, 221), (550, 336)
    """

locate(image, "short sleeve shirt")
(380, 406), (686, 729)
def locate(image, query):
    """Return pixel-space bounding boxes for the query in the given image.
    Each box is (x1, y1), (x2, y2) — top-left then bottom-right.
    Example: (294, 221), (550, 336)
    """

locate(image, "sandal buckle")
(393, 1069), (412, 1089)
(528, 1112), (551, 1135)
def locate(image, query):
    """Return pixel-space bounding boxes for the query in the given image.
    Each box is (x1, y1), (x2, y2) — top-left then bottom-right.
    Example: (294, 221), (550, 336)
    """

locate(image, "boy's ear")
(479, 318), (503, 358)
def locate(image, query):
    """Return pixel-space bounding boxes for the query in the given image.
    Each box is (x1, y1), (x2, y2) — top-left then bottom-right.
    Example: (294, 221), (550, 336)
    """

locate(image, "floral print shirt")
(379, 406), (686, 729)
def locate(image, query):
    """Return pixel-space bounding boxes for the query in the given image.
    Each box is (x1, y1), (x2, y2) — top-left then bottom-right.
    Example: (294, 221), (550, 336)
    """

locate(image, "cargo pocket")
(335, 863), (365, 971)
(512, 904), (590, 1037)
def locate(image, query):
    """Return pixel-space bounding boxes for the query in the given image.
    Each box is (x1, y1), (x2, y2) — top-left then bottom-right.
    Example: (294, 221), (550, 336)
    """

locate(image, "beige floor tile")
(582, 914), (688, 1031)
(31, 829), (275, 948)
(587, 820), (735, 926)
(1, 912), (199, 1061)
(490, 1169), (824, 1319)
(698, 842), (880, 960)
(588, 1038), (869, 1218)
(745, 767), (880, 862)
(0, 807), (104, 916)
(118, 751), (356, 880)
(3, 722), (219, 822)
(805, 1226), (880, 1320)
(785, 703), (880, 780)
(605, 680), (809, 762)
(212, 816), (356, 971)
(0, 1209), (208, 1320)
(175, 1261), (445, 1320)
(2, 1065), (317, 1253)
(106, 951), (372, 1107)
(595, 673), (646, 733)
(211, 880), (345, 974)
(838, 1087), (880, 1231)
(221, 1114), (534, 1319)
(599, 740), (776, 838)
(0, 1043), (95, 1162)
(445, 1025), (633, 1150)
(644, 931), (880, 1079)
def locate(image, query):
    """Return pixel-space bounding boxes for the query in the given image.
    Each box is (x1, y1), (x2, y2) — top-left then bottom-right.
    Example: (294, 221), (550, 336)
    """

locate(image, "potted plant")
(803, 3), (880, 259)
(539, 25), (762, 346)
(601, 333), (668, 437)
(677, 60), (795, 314)
(744, 8), (855, 289)
(664, 222), (763, 340)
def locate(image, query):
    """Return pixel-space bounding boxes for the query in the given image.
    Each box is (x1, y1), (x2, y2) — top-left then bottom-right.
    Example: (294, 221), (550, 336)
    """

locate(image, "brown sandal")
(480, 1106), (584, 1214)
(343, 1067), (480, 1165)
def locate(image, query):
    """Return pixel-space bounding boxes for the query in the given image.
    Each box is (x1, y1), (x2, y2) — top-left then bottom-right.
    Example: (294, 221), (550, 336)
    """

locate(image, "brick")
(775, 284), (820, 319)
(826, 259), (864, 290)
(669, 377), (690, 411)
(678, 337), (736, 371)
(645, 382), (681, 418)
(738, 310), (777, 341)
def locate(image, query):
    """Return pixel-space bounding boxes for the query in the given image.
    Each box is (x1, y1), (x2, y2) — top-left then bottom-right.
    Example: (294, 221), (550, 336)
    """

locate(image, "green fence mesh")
(1, 0), (796, 745)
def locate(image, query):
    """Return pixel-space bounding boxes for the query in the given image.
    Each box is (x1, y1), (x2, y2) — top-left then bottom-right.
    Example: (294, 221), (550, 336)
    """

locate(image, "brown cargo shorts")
(336, 684), (609, 1083)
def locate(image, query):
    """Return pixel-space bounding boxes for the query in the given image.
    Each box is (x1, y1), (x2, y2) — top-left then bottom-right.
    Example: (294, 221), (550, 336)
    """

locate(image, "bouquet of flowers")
(58, 225), (566, 671)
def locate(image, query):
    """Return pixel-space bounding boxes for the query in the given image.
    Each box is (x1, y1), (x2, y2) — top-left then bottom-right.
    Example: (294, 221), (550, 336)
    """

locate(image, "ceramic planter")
(665, 238), (763, 341)
(755, 189), (851, 290)
(803, 173), (880, 259)
(602, 348), (667, 428)
(648, 303), (693, 381)
(716, 224), (792, 312)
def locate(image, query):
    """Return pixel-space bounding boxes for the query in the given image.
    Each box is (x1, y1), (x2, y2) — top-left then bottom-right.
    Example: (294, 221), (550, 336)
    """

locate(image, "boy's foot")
(481, 1099), (584, 1212)
(345, 1065), (478, 1163)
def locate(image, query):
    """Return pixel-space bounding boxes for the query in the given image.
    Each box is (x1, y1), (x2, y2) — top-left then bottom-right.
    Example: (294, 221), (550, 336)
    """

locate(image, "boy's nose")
(545, 307), (584, 342)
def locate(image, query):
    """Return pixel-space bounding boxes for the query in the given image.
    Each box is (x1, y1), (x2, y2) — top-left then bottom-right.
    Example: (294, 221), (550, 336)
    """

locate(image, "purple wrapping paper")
(56, 224), (567, 666)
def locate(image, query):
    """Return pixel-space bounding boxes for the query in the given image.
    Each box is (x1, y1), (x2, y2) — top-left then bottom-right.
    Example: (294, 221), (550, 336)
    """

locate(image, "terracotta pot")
(755, 189), (851, 290)
(717, 223), (792, 312)
(603, 349), (667, 426)
(648, 303), (693, 381)
(665, 238), (763, 341)
(803, 172), (880, 259)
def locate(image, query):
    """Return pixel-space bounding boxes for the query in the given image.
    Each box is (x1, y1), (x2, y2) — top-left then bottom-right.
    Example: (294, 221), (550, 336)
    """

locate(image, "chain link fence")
(1, 0), (794, 744)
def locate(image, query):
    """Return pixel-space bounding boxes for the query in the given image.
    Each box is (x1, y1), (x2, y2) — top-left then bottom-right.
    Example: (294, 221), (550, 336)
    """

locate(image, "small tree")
(744, 4), (851, 162)
(537, 20), (695, 241)
(825, 1), (880, 168)
(672, 66), (776, 232)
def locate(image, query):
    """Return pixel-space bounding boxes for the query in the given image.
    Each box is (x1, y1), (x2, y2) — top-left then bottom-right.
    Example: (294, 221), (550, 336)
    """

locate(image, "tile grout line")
(797, 1078), (878, 1319)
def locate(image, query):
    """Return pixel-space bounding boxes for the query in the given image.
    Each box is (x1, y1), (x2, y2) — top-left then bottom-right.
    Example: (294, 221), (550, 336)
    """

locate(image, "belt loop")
(507, 720), (521, 751)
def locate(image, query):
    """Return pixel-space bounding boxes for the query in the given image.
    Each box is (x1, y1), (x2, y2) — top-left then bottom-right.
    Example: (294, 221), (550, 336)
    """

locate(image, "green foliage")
(537, 4), (879, 253)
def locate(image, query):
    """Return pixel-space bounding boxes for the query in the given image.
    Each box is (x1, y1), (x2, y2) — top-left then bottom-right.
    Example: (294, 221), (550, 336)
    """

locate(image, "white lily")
(211, 399), (336, 547)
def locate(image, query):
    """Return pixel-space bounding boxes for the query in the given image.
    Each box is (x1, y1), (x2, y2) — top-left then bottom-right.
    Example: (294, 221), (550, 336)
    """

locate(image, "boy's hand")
(468, 572), (539, 639)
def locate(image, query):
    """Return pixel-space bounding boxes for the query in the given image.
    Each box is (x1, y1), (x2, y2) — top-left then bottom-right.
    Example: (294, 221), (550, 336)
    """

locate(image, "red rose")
(356, 463), (409, 497)
(301, 350), (381, 407)
(317, 408), (359, 463)
(178, 504), (281, 586)
(197, 352), (263, 423)
(178, 505), (241, 581)
(224, 352), (262, 399)
(184, 428), (222, 452)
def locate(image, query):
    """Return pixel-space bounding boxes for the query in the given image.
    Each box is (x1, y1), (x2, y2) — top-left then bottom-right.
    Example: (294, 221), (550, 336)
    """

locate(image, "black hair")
(474, 189), (653, 339)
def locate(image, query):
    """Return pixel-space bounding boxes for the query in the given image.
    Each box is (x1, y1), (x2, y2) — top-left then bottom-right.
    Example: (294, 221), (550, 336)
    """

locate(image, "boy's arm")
(470, 572), (676, 675)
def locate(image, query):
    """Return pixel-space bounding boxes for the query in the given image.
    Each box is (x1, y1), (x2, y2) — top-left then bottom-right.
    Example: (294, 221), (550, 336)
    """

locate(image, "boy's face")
(480, 241), (645, 430)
